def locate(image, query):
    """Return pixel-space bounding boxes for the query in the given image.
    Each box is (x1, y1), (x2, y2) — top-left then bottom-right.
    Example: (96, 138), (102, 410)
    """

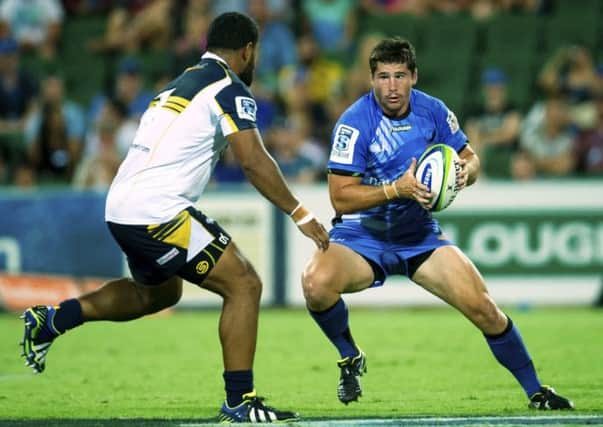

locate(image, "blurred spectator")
(211, 0), (248, 15)
(171, 0), (212, 73)
(74, 98), (130, 189)
(0, 0), (64, 59)
(278, 33), (344, 141)
(500, 0), (546, 14)
(430, 0), (473, 15)
(0, 36), (38, 184)
(62, 0), (113, 15)
(538, 46), (603, 104)
(574, 95), (603, 175)
(301, 0), (357, 55)
(213, 147), (247, 185)
(538, 45), (601, 130)
(266, 117), (323, 183)
(88, 56), (154, 125)
(83, 96), (137, 160)
(88, 0), (174, 53)
(512, 96), (576, 179)
(249, 0), (298, 95)
(469, 0), (500, 20)
(465, 68), (521, 178)
(342, 32), (382, 105)
(24, 73), (85, 184)
(360, 0), (428, 15)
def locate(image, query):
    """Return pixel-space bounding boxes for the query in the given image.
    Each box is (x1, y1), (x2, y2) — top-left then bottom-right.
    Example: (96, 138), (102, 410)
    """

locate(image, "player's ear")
(242, 42), (254, 63)
(412, 68), (418, 85)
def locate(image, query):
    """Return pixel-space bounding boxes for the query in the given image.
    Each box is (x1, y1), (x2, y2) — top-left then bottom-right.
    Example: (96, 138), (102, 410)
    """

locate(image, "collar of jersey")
(202, 51), (229, 67)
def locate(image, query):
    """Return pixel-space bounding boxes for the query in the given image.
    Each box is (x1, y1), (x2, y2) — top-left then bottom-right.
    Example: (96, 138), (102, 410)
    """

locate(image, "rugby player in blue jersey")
(301, 37), (573, 410)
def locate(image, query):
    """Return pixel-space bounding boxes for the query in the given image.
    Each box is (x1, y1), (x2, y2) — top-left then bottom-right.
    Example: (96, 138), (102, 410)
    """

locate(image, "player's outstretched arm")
(227, 128), (329, 251)
(328, 160), (433, 214)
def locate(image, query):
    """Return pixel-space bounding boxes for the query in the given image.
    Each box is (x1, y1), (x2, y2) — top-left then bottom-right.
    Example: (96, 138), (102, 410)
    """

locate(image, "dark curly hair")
(206, 12), (259, 51)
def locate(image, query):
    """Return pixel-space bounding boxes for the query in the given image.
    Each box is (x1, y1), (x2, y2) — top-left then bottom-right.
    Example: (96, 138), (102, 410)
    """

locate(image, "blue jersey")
(328, 88), (467, 242)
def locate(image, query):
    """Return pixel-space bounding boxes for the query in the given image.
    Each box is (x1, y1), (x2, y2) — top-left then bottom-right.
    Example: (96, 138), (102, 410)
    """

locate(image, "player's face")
(371, 61), (417, 118)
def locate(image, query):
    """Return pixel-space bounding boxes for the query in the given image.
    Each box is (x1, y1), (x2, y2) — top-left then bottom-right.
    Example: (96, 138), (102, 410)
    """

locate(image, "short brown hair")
(369, 37), (417, 75)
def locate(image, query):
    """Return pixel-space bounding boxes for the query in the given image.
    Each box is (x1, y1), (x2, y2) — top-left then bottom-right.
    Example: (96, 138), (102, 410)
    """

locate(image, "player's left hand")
(298, 218), (330, 252)
(456, 158), (469, 190)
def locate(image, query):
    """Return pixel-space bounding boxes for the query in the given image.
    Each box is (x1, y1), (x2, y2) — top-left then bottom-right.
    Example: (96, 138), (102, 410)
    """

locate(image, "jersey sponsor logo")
(195, 260), (210, 275)
(156, 247), (179, 265)
(391, 124), (412, 132)
(235, 96), (257, 121)
(446, 109), (459, 134)
(330, 124), (359, 164)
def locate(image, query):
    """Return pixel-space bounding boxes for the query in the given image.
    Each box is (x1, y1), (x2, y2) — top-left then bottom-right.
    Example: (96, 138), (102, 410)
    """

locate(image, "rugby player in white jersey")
(21, 11), (328, 423)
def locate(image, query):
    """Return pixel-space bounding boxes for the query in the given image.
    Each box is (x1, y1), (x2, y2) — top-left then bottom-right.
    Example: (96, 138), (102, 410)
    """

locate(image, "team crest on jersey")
(330, 124), (359, 164)
(235, 96), (257, 122)
(446, 109), (459, 134)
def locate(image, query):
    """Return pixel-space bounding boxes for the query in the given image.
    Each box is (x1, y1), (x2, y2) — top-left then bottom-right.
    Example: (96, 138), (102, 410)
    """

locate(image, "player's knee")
(228, 260), (262, 301)
(142, 277), (182, 313)
(301, 267), (336, 307)
(467, 296), (503, 333)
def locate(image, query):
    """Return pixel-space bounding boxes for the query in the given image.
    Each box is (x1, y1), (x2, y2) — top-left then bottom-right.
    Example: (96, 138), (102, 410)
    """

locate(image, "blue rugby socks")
(223, 370), (254, 407)
(309, 298), (358, 359)
(485, 316), (541, 397)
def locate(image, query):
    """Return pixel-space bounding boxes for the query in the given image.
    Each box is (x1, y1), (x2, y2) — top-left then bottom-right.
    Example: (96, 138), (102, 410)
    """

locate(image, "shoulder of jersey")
(187, 60), (248, 89)
(410, 88), (444, 115)
(340, 93), (377, 128)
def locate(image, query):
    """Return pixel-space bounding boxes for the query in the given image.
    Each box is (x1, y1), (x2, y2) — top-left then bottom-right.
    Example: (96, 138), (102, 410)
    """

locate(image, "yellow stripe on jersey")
(168, 96), (190, 108)
(161, 96), (190, 114)
(162, 102), (184, 114)
(209, 242), (225, 253)
(147, 210), (191, 249)
(213, 101), (239, 133)
(223, 113), (239, 133)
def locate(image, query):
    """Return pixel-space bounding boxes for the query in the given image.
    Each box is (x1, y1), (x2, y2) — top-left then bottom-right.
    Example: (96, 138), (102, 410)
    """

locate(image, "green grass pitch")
(0, 306), (601, 423)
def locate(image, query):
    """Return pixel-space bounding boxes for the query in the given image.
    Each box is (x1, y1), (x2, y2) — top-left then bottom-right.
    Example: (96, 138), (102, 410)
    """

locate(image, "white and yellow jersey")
(105, 52), (257, 224)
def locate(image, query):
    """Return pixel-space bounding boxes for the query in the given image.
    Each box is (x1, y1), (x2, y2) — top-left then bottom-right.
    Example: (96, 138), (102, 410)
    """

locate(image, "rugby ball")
(415, 144), (461, 212)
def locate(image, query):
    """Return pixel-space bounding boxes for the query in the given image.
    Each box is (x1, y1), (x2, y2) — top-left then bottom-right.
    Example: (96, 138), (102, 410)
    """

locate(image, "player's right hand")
(298, 218), (330, 252)
(394, 158), (434, 209)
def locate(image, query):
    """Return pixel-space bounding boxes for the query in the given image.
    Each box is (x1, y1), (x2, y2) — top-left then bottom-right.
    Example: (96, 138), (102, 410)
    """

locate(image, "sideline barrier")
(0, 189), (274, 310)
(1, 181), (602, 310)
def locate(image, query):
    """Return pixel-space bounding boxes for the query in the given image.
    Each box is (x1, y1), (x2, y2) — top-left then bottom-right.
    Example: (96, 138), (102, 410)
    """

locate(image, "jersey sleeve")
(214, 82), (258, 137)
(434, 99), (468, 153)
(327, 113), (370, 176)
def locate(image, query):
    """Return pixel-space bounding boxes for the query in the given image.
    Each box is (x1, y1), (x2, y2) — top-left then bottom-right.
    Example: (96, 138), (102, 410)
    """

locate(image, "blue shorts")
(330, 222), (452, 287)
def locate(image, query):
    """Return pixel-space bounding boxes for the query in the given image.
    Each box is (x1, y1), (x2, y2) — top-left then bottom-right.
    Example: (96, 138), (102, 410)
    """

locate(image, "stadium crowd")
(0, 0), (601, 188)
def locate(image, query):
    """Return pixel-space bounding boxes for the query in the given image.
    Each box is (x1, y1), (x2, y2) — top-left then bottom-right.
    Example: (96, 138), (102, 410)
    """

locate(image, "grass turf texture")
(0, 307), (601, 421)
